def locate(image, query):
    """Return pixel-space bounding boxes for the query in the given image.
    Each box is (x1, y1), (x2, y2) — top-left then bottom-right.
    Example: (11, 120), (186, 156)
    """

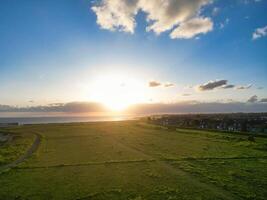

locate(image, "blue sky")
(0, 0), (266, 112)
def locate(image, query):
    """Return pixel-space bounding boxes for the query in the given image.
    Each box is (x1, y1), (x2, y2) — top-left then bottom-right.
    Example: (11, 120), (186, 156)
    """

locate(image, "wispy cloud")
(164, 83), (175, 88)
(184, 85), (193, 89)
(243, 0), (262, 4)
(149, 81), (174, 88)
(236, 84), (252, 90)
(212, 7), (220, 16)
(252, 25), (267, 40)
(221, 84), (235, 89)
(181, 93), (192, 96)
(91, 0), (214, 39)
(219, 18), (230, 29)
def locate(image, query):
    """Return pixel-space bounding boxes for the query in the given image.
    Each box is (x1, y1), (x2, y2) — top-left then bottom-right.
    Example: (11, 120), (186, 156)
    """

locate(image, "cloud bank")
(126, 102), (267, 114)
(247, 96), (267, 103)
(1, 101), (267, 116)
(0, 102), (106, 113)
(92, 0), (214, 39)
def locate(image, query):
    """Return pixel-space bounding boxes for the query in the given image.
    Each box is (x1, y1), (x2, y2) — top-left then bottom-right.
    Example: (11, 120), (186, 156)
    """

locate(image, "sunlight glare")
(88, 73), (147, 111)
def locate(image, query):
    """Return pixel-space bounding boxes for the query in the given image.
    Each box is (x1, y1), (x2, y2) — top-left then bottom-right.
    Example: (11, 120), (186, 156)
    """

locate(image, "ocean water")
(0, 115), (136, 125)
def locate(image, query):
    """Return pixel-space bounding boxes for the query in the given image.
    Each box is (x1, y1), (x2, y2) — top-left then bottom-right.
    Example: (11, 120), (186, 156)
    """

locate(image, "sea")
(0, 115), (138, 125)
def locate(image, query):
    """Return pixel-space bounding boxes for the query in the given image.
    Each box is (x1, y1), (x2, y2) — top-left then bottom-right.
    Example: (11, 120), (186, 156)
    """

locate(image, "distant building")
(0, 122), (19, 128)
(147, 113), (267, 134)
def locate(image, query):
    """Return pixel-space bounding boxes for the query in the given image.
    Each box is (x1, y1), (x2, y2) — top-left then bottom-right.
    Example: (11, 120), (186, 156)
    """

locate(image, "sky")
(0, 0), (267, 115)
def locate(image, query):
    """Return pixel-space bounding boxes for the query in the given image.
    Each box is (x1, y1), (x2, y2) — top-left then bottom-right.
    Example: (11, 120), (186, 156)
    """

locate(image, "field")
(0, 121), (267, 200)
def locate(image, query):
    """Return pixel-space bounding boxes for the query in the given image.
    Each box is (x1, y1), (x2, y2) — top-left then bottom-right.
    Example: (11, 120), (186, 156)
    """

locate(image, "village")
(147, 113), (267, 134)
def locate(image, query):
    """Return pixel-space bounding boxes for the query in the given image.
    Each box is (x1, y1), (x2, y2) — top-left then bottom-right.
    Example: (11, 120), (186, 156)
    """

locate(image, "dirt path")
(0, 133), (41, 172)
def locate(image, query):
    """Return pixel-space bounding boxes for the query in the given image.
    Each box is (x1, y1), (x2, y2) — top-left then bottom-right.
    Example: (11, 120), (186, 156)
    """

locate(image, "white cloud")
(252, 25), (267, 40)
(91, 0), (213, 39)
(139, 0), (211, 34)
(170, 17), (213, 39)
(91, 0), (139, 33)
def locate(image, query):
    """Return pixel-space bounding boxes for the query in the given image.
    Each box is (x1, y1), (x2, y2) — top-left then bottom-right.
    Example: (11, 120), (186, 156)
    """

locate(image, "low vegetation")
(0, 130), (35, 166)
(0, 121), (266, 199)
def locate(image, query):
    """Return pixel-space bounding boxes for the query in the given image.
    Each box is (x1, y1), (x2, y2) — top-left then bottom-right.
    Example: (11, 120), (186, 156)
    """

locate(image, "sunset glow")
(0, 0), (266, 114)
(1, 1), (267, 199)
(88, 74), (148, 111)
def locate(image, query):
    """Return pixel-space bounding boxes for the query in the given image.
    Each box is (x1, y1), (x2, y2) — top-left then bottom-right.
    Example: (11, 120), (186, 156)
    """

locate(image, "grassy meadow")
(0, 121), (267, 200)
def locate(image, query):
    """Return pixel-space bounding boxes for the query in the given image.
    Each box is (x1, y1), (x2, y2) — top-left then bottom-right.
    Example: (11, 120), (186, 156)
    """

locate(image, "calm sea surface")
(0, 115), (137, 125)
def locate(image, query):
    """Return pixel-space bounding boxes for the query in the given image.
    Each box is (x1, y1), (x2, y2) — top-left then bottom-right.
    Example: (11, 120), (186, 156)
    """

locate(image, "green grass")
(0, 130), (35, 166)
(0, 121), (266, 200)
(174, 159), (267, 200)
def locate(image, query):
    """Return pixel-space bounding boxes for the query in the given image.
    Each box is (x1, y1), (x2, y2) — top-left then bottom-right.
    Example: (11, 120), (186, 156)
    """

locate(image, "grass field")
(0, 121), (267, 200)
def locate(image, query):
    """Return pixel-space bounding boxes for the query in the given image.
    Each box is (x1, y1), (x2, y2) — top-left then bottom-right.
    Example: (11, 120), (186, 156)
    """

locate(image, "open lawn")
(0, 121), (266, 200)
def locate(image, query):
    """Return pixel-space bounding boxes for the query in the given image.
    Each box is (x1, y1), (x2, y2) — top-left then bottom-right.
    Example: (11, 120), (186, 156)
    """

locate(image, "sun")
(88, 73), (147, 111)
(103, 98), (131, 111)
